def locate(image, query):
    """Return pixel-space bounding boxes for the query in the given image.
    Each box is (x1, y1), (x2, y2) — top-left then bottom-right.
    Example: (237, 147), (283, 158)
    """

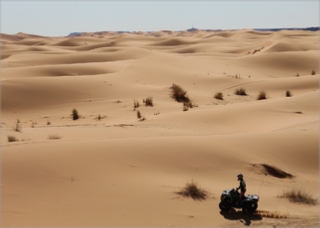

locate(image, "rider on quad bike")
(236, 173), (246, 203)
(219, 174), (259, 214)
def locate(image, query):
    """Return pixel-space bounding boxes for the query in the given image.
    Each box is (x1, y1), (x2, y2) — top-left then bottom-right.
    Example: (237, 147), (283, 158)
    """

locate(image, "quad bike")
(219, 188), (259, 214)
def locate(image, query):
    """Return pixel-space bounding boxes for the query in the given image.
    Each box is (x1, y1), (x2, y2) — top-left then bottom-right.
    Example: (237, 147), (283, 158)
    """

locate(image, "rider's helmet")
(237, 174), (243, 180)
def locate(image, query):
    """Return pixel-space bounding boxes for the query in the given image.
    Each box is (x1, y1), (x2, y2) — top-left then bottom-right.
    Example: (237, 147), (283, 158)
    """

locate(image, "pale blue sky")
(1, 1), (319, 36)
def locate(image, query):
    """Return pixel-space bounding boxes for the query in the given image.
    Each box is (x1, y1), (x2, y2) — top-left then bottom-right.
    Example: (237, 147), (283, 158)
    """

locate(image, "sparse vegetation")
(260, 164), (294, 179)
(279, 189), (317, 205)
(137, 110), (146, 121)
(286, 90), (292, 97)
(31, 121), (36, 128)
(177, 180), (207, 200)
(183, 104), (189, 111)
(47, 120), (51, 125)
(235, 87), (247, 96)
(7, 135), (19, 142)
(137, 110), (142, 119)
(214, 92), (224, 100)
(170, 83), (190, 103)
(94, 114), (106, 120)
(257, 91), (267, 100)
(311, 70), (316, 75)
(13, 122), (21, 132)
(145, 97), (153, 106)
(170, 84), (196, 110)
(72, 109), (79, 120)
(48, 134), (62, 140)
(133, 100), (140, 109)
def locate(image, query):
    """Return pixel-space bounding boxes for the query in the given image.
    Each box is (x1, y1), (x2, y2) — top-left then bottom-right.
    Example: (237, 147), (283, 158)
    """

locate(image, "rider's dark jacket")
(238, 179), (246, 192)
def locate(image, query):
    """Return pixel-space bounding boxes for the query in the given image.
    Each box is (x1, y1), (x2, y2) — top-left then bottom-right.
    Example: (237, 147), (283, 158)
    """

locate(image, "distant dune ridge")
(1, 28), (319, 227)
(67, 26), (319, 37)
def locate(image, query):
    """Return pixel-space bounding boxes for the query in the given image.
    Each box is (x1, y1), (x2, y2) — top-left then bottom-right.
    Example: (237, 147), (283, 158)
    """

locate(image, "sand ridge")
(1, 29), (319, 226)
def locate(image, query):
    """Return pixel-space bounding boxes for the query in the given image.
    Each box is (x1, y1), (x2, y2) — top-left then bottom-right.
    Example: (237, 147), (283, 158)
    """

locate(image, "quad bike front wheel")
(219, 201), (231, 212)
(242, 202), (258, 214)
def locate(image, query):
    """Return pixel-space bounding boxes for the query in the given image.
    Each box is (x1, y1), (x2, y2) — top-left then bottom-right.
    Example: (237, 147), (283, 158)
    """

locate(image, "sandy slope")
(1, 29), (319, 227)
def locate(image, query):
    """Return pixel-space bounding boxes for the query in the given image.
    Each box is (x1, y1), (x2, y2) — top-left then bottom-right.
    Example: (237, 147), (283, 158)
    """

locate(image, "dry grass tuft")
(311, 70), (316, 75)
(8, 135), (19, 142)
(137, 110), (142, 119)
(177, 180), (207, 200)
(286, 90), (292, 97)
(145, 97), (153, 106)
(13, 121), (21, 132)
(214, 92), (223, 100)
(235, 87), (247, 96)
(133, 100), (140, 109)
(261, 164), (294, 179)
(257, 91), (267, 100)
(278, 189), (318, 205)
(95, 114), (106, 120)
(170, 84), (190, 103)
(48, 134), (62, 140)
(72, 109), (79, 120)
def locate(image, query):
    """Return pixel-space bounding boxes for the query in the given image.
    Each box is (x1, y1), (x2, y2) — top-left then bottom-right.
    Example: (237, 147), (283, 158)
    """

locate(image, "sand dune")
(1, 29), (319, 227)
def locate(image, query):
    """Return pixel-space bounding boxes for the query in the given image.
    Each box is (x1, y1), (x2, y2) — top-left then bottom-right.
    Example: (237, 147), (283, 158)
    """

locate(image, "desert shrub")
(95, 114), (106, 120)
(279, 189), (317, 205)
(177, 180), (207, 200)
(48, 134), (62, 140)
(183, 104), (189, 111)
(13, 123), (21, 132)
(257, 91), (267, 100)
(133, 100), (140, 109)
(214, 92), (223, 100)
(235, 87), (247, 96)
(145, 97), (153, 106)
(47, 120), (51, 125)
(311, 70), (316, 75)
(31, 121), (36, 128)
(286, 90), (292, 97)
(260, 164), (294, 179)
(170, 84), (190, 103)
(7, 135), (19, 142)
(72, 109), (79, 120)
(137, 110), (142, 119)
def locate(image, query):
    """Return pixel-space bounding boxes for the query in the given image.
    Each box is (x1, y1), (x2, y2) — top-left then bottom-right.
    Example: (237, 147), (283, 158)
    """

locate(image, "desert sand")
(1, 29), (319, 227)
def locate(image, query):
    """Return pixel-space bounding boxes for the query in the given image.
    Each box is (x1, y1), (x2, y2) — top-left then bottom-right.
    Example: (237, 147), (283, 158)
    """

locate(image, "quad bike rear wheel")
(242, 202), (258, 214)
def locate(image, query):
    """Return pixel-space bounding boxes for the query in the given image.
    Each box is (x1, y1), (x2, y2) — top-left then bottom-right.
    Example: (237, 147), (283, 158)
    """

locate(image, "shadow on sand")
(220, 208), (262, 226)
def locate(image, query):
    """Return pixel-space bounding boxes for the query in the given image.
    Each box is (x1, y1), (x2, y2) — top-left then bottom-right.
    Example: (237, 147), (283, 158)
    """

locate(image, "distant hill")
(67, 27), (319, 37)
(253, 27), (319, 32)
